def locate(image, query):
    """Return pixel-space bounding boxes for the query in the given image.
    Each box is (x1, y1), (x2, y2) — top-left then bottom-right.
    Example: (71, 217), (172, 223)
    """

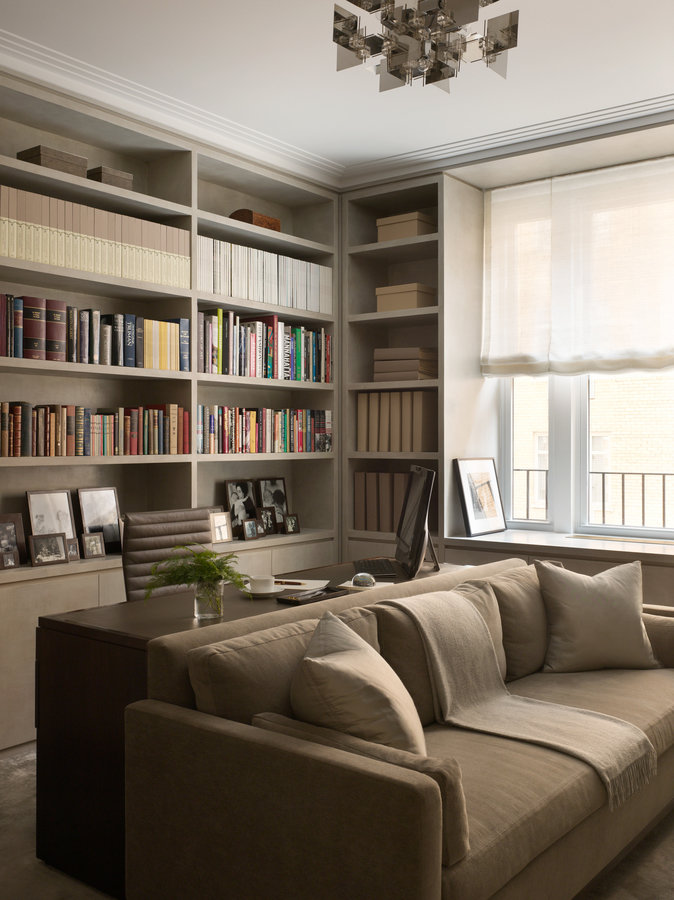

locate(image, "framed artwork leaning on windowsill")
(454, 457), (506, 537)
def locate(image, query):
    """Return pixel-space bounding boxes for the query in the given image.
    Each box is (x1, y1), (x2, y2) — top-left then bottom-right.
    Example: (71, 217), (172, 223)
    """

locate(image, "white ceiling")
(0, 0), (673, 188)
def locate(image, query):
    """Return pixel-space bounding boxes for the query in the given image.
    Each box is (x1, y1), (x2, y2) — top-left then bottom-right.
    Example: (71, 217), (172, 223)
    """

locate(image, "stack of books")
(356, 389), (437, 453)
(373, 346), (438, 382)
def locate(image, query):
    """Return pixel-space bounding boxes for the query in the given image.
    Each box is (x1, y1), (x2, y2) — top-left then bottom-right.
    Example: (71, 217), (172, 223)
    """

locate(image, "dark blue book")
(135, 316), (144, 368)
(167, 317), (190, 372)
(123, 313), (136, 367)
(83, 407), (92, 456)
(12, 295), (23, 359)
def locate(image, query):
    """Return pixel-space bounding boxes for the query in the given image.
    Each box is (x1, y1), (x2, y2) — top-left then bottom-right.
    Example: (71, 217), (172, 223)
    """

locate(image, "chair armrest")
(643, 612), (674, 667)
(125, 700), (443, 900)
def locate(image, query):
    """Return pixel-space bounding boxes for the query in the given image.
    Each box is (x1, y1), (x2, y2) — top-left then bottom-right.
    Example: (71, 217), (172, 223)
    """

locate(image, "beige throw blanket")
(385, 592), (657, 810)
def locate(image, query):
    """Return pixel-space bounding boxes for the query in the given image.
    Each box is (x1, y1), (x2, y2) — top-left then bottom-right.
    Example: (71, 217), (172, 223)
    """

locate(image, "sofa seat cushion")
(424, 725), (606, 900)
(187, 606), (378, 723)
(509, 669), (674, 756)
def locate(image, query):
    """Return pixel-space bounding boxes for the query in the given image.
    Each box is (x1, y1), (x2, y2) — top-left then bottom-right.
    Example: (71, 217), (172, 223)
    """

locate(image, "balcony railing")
(513, 468), (674, 529)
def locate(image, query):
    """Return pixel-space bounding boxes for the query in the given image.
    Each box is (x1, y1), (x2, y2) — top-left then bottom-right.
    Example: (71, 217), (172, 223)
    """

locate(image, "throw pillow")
(252, 711), (470, 866)
(535, 560), (660, 673)
(290, 611), (427, 754)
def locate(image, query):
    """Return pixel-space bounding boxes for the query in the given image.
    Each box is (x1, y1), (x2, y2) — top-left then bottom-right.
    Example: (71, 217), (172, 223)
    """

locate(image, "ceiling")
(0, 0), (673, 189)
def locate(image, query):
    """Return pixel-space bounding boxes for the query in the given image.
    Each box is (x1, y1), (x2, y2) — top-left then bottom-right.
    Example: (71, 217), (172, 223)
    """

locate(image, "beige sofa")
(125, 558), (674, 900)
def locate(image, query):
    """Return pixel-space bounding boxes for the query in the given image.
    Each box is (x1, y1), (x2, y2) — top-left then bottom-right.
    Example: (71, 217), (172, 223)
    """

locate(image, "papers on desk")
(273, 579), (329, 591)
(337, 580), (392, 592)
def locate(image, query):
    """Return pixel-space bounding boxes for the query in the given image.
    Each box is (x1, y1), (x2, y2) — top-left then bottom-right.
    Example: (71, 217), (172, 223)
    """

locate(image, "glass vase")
(194, 580), (225, 620)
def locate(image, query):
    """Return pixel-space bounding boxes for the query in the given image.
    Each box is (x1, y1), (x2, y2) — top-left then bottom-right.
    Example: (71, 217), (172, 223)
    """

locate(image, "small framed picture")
(0, 548), (19, 569)
(29, 532), (68, 567)
(77, 487), (121, 553)
(242, 518), (259, 541)
(210, 511), (233, 544)
(257, 478), (288, 527)
(0, 513), (27, 564)
(283, 513), (300, 535)
(453, 458), (506, 537)
(257, 506), (276, 535)
(27, 490), (76, 541)
(225, 480), (258, 537)
(66, 537), (80, 561)
(81, 532), (106, 559)
(255, 517), (266, 536)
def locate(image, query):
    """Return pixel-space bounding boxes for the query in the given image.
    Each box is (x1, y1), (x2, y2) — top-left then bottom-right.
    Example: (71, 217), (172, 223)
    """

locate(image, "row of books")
(353, 470), (412, 533)
(356, 390), (437, 453)
(197, 309), (332, 382)
(196, 235), (333, 314)
(371, 346), (438, 382)
(196, 405), (332, 455)
(1, 294), (189, 370)
(1, 401), (190, 458)
(0, 183), (190, 288)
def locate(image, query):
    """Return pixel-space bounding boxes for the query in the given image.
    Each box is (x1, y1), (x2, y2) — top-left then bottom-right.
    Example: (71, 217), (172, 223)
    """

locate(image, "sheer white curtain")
(482, 157), (674, 376)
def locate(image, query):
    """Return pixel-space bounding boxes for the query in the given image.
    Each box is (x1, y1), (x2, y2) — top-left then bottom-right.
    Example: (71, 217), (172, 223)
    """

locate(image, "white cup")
(244, 574), (275, 594)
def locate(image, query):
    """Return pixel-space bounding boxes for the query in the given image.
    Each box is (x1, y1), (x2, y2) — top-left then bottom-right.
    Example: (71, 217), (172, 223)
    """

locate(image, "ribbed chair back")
(122, 507), (221, 602)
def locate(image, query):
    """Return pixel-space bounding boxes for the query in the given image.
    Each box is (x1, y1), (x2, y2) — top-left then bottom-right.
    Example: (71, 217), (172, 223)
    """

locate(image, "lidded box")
(87, 166), (134, 190)
(376, 211), (435, 242)
(375, 283), (436, 313)
(17, 145), (88, 177)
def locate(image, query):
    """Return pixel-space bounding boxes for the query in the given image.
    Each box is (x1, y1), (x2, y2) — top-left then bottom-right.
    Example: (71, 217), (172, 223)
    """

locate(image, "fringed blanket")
(384, 592), (657, 810)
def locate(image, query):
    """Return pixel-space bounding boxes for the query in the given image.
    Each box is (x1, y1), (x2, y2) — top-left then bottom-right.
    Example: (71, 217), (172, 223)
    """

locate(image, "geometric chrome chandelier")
(333, 0), (519, 92)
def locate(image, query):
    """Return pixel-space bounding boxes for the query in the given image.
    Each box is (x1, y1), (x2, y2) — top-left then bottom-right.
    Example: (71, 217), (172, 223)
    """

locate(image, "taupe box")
(17, 145), (87, 177)
(87, 166), (134, 190)
(375, 283), (436, 313)
(376, 211), (435, 242)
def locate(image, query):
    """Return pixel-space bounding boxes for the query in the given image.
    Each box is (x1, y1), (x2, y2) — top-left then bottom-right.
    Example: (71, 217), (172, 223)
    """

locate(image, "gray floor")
(2, 742), (673, 900)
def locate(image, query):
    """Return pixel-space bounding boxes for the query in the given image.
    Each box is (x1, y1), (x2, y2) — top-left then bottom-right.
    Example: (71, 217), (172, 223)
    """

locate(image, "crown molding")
(0, 29), (346, 187)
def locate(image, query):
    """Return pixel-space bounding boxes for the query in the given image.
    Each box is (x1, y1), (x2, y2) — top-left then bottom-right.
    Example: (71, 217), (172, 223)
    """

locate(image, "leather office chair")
(122, 506), (221, 602)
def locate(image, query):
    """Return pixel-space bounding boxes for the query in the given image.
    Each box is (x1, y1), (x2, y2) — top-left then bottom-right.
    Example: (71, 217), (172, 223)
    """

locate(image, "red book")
(22, 295), (46, 360)
(124, 407), (139, 455)
(46, 298), (67, 361)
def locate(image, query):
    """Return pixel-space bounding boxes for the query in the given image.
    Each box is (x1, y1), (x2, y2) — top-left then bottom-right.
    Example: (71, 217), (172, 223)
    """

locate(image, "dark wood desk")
(35, 561), (446, 897)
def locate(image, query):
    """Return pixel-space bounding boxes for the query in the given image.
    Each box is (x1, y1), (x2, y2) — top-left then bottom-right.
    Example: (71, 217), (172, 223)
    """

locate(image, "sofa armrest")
(643, 612), (674, 667)
(125, 700), (443, 900)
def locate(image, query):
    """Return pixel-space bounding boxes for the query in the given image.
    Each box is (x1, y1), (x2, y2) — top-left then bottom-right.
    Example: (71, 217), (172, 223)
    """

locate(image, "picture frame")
(257, 478), (288, 527)
(453, 458), (506, 537)
(77, 487), (121, 553)
(256, 506), (276, 535)
(29, 532), (68, 567)
(0, 548), (19, 569)
(242, 518), (259, 541)
(210, 511), (233, 544)
(0, 513), (27, 564)
(255, 517), (266, 537)
(225, 480), (257, 537)
(81, 531), (106, 559)
(283, 513), (300, 535)
(27, 490), (76, 541)
(66, 537), (80, 561)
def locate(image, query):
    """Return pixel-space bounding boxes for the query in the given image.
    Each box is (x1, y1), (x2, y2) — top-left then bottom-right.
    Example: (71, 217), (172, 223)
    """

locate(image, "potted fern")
(144, 544), (249, 619)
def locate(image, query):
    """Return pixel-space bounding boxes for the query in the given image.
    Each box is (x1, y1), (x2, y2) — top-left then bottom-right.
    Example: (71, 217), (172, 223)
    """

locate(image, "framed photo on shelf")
(66, 538), (80, 561)
(225, 480), (257, 537)
(77, 487), (121, 553)
(257, 507), (276, 535)
(27, 490), (76, 541)
(210, 511), (233, 544)
(0, 548), (20, 569)
(453, 458), (506, 537)
(0, 513), (27, 564)
(242, 518), (259, 541)
(257, 478), (288, 528)
(283, 513), (300, 535)
(81, 532), (106, 559)
(29, 533), (68, 567)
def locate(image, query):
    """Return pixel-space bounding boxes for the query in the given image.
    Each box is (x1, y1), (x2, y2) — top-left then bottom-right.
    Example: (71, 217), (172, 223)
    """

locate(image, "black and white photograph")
(453, 458), (506, 537)
(78, 487), (121, 553)
(0, 513), (27, 564)
(29, 533), (68, 567)
(81, 532), (106, 559)
(257, 478), (288, 526)
(283, 513), (300, 534)
(66, 538), (80, 561)
(257, 506), (276, 535)
(209, 511), (233, 544)
(0, 548), (19, 569)
(242, 518), (259, 541)
(27, 490), (76, 541)
(225, 480), (257, 536)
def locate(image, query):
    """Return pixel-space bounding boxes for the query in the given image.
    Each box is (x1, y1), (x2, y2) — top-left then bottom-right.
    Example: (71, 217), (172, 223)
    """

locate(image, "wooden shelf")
(0, 356), (191, 381)
(197, 211), (333, 260)
(197, 452), (334, 462)
(348, 379), (438, 391)
(348, 307), (439, 326)
(197, 372), (334, 391)
(347, 233), (438, 263)
(197, 291), (333, 325)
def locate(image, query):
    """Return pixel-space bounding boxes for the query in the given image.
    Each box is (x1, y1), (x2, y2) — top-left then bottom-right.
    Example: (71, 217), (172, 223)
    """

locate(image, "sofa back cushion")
(374, 581), (507, 726)
(187, 607), (377, 723)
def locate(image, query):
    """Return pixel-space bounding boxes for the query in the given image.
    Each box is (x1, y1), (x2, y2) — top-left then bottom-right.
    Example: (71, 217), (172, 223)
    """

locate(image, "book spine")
(135, 316), (144, 368)
(78, 309), (90, 363)
(83, 408), (92, 456)
(66, 306), (78, 362)
(21, 296), (46, 360)
(123, 313), (136, 367)
(45, 298), (67, 361)
(12, 296), (23, 359)
(75, 406), (85, 455)
(89, 309), (101, 365)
